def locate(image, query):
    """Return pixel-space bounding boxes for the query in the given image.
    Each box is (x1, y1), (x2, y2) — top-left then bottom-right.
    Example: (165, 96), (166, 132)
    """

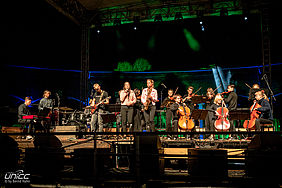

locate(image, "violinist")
(254, 91), (273, 131)
(182, 86), (195, 110)
(141, 79), (158, 132)
(204, 88), (215, 138)
(169, 94), (182, 139)
(160, 89), (175, 132)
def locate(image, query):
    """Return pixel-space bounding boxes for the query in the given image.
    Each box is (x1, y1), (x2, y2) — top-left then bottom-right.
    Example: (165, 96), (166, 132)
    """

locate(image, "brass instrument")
(144, 87), (152, 111)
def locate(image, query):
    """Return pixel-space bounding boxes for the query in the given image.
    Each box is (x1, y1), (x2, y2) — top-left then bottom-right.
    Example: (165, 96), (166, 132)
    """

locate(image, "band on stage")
(18, 80), (274, 140)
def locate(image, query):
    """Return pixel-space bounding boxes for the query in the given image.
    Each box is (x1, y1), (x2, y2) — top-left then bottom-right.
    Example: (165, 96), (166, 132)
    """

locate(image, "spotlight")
(134, 26), (137, 30)
(200, 21), (203, 25)
(244, 16), (248, 21)
(97, 30), (100, 33)
(201, 25), (205, 31)
(154, 14), (162, 22)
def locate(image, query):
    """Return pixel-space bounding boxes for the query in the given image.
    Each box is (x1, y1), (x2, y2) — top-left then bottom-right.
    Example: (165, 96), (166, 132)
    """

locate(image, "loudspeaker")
(73, 148), (113, 178)
(248, 134), (282, 150)
(134, 135), (164, 178)
(188, 148), (228, 177)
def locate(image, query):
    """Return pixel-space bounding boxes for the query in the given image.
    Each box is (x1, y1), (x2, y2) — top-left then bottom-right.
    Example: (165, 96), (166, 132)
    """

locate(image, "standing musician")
(89, 83), (109, 133)
(120, 82), (137, 133)
(133, 88), (145, 132)
(141, 79), (158, 132)
(254, 91), (273, 131)
(38, 90), (54, 132)
(182, 86), (194, 110)
(205, 88), (215, 138)
(169, 94), (182, 139)
(160, 89), (175, 132)
(223, 84), (238, 139)
(18, 97), (33, 140)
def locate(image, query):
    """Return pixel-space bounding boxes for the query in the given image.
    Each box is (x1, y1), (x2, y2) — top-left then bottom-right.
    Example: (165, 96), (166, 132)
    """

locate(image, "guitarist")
(120, 82), (136, 133)
(90, 83), (109, 133)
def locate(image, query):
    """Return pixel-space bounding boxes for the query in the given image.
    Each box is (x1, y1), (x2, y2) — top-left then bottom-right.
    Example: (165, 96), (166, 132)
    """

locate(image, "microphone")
(161, 83), (167, 88)
(261, 74), (267, 80)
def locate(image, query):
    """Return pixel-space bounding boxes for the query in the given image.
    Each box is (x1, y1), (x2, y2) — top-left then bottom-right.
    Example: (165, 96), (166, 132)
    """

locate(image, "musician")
(90, 83), (109, 133)
(38, 90), (53, 111)
(205, 88), (215, 138)
(254, 91), (273, 131)
(141, 79), (158, 132)
(120, 82), (137, 133)
(169, 94), (182, 139)
(160, 89), (175, 132)
(248, 84), (269, 103)
(133, 88), (145, 132)
(206, 94), (223, 140)
(182, 86), (194, 110)
(223, 85), (238, 139)
(18, 97), (33, 140)
(38, 90), (53, 132)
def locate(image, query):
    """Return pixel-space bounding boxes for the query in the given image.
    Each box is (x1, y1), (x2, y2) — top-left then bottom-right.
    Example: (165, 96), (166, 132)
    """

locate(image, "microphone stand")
(56, 93), (60, 126)
(262, 74), (276, 112)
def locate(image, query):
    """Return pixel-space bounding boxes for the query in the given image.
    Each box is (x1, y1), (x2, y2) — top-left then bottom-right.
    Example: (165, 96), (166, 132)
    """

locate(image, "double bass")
(243, 101), (261, 129)
(178, 103), (195, 130)
(214, 101), (230, 131)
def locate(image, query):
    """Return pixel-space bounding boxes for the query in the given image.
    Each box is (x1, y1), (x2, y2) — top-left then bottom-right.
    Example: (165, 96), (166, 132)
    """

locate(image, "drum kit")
(54, 107), (91, 126)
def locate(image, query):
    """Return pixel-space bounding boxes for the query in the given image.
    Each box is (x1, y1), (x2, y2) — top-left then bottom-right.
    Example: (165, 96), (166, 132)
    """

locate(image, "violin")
(243, 101), (261, 129)
(214, 102), (230, 131)
(220, 91), (231, 96)
(177, 103), (195, 130)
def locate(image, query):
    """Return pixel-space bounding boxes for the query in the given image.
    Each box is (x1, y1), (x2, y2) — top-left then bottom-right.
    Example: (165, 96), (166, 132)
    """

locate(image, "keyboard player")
(18, 97), (34, 140)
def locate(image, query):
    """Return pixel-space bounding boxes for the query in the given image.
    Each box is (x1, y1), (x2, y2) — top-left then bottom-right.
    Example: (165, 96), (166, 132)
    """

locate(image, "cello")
(178, 103), (195, 130)
(243, 101), (261, 129)
(214, 99), (230, 131)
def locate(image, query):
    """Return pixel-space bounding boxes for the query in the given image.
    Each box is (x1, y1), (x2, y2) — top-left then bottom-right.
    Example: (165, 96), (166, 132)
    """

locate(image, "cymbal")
(55, 107), (73, 111)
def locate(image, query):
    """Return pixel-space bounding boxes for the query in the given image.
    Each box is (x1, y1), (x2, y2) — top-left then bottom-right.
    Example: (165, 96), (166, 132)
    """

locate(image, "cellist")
(253, 91), (273, 131)
(206, 93), (223, 140)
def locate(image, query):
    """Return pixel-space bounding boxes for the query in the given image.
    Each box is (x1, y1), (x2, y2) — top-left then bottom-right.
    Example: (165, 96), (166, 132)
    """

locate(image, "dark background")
(1, 0), (281, 125)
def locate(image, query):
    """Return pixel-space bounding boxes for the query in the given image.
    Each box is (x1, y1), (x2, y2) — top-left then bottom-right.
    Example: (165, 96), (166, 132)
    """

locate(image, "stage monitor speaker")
(73, 148), (113, 178)
(55, 125), (77, 141)
(248, 134), (282, 150)
(134, 135), (164, 178)
(188, 148), (228, 178)
(246, 134), (282, 180)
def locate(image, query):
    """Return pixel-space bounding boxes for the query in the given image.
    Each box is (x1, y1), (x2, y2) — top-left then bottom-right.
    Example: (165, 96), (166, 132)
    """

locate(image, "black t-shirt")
(224, 91), (238, 110)
(93, 90), (108, 103)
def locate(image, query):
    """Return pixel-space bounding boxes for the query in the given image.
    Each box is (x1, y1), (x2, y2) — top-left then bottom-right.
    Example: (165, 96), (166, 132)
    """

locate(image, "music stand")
(100, 113), (117, 124)
(229, 109), (250, 120)
(105, 104), (121, 113)
(191, 96), (210, 104)
(190, 109), (209, 120)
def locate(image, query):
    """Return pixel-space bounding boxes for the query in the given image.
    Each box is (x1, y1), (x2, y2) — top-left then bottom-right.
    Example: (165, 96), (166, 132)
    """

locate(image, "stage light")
(200, 21), (203, 25)
(97, 30), (100, 33)
(154, 14), (162, 22)
(134, 26), (137, 30)
(244, 16), (248, 20)
(201, 25), (205, 31)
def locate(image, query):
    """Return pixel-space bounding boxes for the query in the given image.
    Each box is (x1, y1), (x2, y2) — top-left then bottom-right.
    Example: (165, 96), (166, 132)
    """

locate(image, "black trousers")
(255, 118), (273, 131)
(143, 105), (156, 132)
(165, 109), (173, 132)
(121, 105), (134, 132)
(18, 119), (34, 134)
(133, 108), (144, 132)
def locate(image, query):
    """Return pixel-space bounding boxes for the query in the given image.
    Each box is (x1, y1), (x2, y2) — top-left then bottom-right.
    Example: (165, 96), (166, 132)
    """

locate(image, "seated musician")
(18, 97), (33, 140)
(248, 84), (268, 103)
(206, 94), (223, 140)
(254, 91), (273, 131)
(160, 89), (175, 132)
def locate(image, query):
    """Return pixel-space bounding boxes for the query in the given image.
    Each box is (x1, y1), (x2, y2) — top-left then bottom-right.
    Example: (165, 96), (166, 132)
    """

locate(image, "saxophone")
(144, 87), (152, 111)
